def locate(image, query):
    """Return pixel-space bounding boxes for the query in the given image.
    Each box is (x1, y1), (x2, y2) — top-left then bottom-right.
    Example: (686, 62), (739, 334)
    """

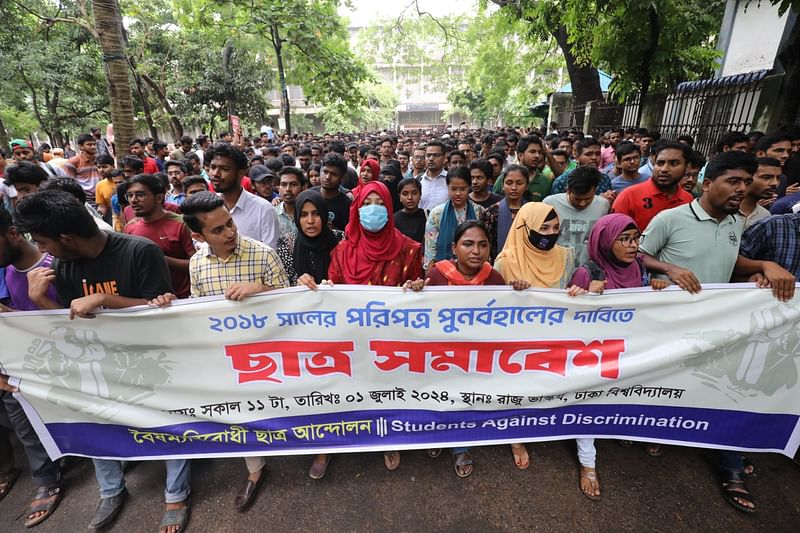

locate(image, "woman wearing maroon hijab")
(567, 213), (667, 501)
(301, 181), (423, 479)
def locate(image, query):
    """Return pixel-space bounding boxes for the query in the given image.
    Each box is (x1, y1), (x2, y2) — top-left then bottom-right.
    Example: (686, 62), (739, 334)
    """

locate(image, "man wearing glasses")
(419, 140), (449, 210)
(123, 174), (195, 298)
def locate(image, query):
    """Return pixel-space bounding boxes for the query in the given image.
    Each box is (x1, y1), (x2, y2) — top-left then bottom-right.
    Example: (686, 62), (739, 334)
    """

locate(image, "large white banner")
(1, 285), (799, 460)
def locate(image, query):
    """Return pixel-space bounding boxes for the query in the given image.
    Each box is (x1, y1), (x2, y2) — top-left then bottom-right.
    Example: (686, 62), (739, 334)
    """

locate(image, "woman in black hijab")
(276, 189), (344, 285)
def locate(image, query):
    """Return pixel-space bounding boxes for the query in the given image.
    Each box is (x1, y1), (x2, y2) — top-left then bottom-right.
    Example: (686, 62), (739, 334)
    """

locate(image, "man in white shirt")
(419, 140), (448, 210)
(208, 143), (279, 249)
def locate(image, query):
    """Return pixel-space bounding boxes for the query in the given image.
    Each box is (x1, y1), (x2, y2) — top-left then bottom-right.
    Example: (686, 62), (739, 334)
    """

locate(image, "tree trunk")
(222, 41), (236, 135)
(271, 24), (292, 136)
(551, 25), (604, 109)
(635, 6), (661, 126)
(0, 117), (9, 149)
(91, 0), (137, 159)
(140, 74), (183, 140)
(778, 17), (800, 125)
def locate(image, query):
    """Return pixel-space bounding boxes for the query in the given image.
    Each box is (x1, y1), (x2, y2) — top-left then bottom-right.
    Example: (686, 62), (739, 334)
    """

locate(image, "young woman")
(481, 164), (529, 262)
(393, 177), (426, 244)
(566, 213), (668, 500)
(307, 164), (322, 187)
(410, 220), (525, 478)
(276, 190), (344, 286)
(493, 202), (574, 472)
(302, 181), (423, 477)
(424, 166), (484, 269)
(359, 158), (380, 185)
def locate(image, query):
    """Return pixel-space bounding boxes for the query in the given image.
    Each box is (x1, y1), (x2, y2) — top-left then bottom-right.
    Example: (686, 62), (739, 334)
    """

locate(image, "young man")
(397, 150), (411, 177)
(169, 136), (194, 161)
(94, 154), (117, 224)
(151, 191), (288, 512)
(738, 157), (780, 229)
(637, 130), (660, 171)
(3, 161), (49, 200)
(611, 143), (647, 192)
(492, 135), (552, 202)
(0, 207), (64, 528)
(544, 166), (610, 268)
(275, 167), (306, 237)
(182, 175), (210, 197)
(164, 160), (188, 206)
(313, 153), (352, 231)
(124, 174), (195, 299)
(600, 128), (623, 169)
(612, 141), (694, 231)
(468, 158), (501, 208)
(550, 138), (615, 199)
(248, 165), (277, 202)
(8, 139), (65, 178)
(410, 147), (427, 179)
(447, 150), (467, 169)
(128, 138), (160, 174)
(638, 151), (794, 515)
(122, 155), (145, 179)
(680, 150), (705, 198)
(419, 140), (449, 210)
(64, 133), (103, 208)
(457, 141), (476, 163)
(755, 133), (796, 198)
(13, 190), (190, 533)
(209, 143), (280, 249)
(152, 140), (169, 172)
(297, 146), (313, 172)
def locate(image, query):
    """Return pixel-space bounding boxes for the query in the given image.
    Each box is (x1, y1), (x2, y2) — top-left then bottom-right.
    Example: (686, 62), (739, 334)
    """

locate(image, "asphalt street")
(1, 439), (799, 532)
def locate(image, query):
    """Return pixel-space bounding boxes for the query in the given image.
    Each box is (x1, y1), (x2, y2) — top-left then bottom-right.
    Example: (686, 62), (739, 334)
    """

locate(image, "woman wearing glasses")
(566, 213), (668, 500)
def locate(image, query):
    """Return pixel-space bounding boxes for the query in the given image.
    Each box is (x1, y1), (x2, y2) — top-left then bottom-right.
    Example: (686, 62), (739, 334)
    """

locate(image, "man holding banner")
(11, 190), (190, 533)
(640, 151), (796, 513)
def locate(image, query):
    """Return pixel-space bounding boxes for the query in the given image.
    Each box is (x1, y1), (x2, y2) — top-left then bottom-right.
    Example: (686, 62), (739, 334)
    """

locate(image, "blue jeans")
(718, 450), (744, 477)
(452, 447), (470, 455)
(93, 459), (191, 503)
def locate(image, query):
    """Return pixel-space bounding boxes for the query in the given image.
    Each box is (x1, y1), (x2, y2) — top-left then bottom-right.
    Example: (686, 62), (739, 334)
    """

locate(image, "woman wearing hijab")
(493, 202), (574, 472)
(566, 213), (668, 500)
(481, 164), (529, 262)
(302, 181), (423, 478)
(276, 190), (344, 286)
(378, 163), (403, 214)
(359, 158), (380, 186)
(424, 166), (484, 269)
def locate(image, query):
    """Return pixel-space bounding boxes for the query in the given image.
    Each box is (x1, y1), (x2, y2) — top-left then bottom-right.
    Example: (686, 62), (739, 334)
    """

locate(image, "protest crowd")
(1, 121), (800, 532)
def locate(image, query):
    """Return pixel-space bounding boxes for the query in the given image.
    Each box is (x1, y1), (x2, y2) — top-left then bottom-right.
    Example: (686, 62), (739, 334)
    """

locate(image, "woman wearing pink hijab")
(567, 213), (668, 501)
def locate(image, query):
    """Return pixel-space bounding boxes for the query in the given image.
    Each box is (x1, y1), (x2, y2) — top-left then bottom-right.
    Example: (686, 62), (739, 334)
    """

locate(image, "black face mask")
(528, 229), (559, 251)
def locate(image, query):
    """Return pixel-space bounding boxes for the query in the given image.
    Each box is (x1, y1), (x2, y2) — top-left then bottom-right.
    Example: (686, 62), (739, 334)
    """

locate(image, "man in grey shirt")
(544, 166), (610, 268)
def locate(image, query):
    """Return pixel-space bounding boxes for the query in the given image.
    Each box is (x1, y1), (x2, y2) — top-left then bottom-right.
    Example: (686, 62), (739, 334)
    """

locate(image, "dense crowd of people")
(1, 122), (800, 531)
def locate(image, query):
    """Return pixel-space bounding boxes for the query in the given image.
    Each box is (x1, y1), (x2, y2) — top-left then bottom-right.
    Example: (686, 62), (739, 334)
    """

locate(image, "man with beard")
(128, 138), (160, 174)
(8, 139), (65, 178)
(64, 133), (103, 207)
(738, 157), (780, 229)
(638, 150), (794, 515)
(209, 143), (280, 249)
(612, 142), (694, 231)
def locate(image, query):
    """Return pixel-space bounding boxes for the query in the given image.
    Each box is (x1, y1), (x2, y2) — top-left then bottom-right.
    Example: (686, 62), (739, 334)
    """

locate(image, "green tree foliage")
(563, 0), (726, 101)
(172, 0), (373, 132)
(0, 0), (109, 146)
(318, 80), (399, 132)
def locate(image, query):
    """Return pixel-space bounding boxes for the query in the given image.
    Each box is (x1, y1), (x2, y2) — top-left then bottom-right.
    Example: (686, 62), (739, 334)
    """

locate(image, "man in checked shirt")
(149, 191), (288, 512)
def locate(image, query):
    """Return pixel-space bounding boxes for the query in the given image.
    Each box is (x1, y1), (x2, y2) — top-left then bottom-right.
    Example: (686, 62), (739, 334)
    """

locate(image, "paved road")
(2, 440), (799, 532)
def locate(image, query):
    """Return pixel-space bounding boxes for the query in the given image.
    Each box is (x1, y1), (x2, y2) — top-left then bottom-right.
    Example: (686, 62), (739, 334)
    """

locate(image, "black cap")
(249, 164), (274, 183)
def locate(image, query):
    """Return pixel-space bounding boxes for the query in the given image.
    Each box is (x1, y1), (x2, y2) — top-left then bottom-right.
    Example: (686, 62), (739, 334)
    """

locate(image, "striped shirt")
(190, 234), (289, 297)
(740, 213), (800, 277)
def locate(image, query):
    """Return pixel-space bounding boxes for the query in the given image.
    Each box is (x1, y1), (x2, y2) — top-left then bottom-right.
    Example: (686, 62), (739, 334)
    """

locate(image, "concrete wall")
(719, 0), (791, 77)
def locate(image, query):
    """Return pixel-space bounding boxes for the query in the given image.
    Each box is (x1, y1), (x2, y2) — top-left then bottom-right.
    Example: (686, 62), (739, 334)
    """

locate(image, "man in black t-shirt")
(312, 153), (352, 230)
(14, 190), (190, 533)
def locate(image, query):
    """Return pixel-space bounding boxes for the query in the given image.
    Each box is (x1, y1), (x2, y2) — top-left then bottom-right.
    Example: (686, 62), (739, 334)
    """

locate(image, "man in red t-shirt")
(123, 174), (195, 298)
(611, 141), (694, 230)
(127, 138), (159, 174)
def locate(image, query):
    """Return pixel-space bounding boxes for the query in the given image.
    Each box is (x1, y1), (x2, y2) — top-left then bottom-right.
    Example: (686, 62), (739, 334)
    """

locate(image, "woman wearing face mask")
(565, 213), (668, 500)
(277, 190), (344, 286)
(493, 202), (574, 472)
(304, 181), (423, 478)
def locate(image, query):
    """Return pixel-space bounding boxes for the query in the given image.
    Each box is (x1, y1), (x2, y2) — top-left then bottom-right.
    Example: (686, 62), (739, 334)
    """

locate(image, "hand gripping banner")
(1, 284), (799, 460)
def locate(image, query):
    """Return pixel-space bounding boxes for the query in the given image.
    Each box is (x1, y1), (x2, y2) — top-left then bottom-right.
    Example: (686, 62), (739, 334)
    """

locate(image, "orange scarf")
(433, 260), (493, 285)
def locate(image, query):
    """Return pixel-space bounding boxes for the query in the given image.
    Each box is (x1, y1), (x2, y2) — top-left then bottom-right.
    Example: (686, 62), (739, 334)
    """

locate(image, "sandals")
(646, 445), (663, 457)
(24, 482), (63, 528)
(308, 454), (331, 480)
(0, 468), (20, 502)
(158, 502), (190, 533)
(721, 473), (756, 514)
(384, 451), (401, 471)
(579, 466), (601, 501)
(743, 456), (757, 478)
(510, 443), (530, 470)
(453, 452), (473, 478)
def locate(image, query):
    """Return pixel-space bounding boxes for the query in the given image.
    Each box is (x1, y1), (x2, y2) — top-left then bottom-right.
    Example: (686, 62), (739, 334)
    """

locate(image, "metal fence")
(656, 70), (768, 157)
